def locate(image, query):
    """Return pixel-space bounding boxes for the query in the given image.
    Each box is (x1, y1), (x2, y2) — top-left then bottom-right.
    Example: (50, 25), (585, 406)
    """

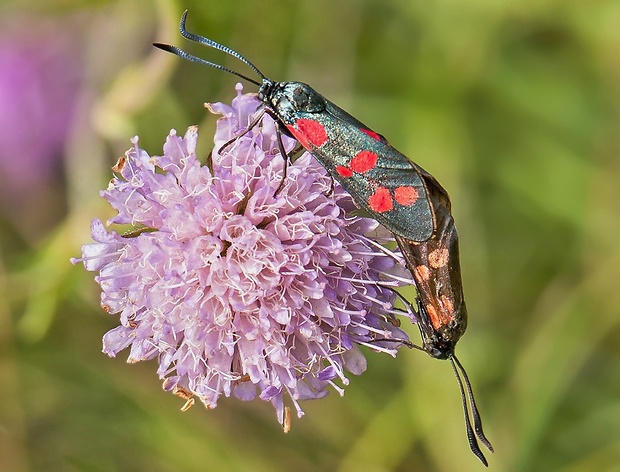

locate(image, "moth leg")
(217, 108), (266, 155)
(326, 174), (335, 197)
(273, 124), (290, 196)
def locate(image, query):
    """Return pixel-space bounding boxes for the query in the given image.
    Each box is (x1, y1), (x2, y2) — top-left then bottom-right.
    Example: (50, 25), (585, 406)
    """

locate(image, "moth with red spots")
(155, 11), (434, 243)
(154, 10), (492, 466)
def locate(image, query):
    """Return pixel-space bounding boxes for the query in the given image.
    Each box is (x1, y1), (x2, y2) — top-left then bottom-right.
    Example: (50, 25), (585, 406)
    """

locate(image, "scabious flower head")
(73, 84), (414, 427)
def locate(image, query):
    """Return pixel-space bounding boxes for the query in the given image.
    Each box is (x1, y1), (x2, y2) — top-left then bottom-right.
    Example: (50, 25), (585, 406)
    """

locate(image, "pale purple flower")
(73, 84), (414, 427)
(0, 18), (81, 198)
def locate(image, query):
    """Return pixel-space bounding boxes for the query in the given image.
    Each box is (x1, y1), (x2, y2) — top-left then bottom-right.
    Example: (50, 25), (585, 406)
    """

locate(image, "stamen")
(357, 340), (399, 357)
(358, 234), (404, 262)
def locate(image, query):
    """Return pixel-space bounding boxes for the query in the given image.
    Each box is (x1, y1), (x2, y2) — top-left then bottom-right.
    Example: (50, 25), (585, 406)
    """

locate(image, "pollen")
(394, 186), (419, 206)
(350, 150), (378, 174)
(112, 156), (127, 173)
(368, 187), (393, 213)
(295, 118), (328, 147)
(428, 248), (449, 269)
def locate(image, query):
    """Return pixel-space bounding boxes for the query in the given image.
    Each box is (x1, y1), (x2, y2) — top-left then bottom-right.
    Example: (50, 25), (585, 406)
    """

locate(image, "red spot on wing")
(394, 186), (419, 206)
(285, 124), (308, 148)
(361, 128), (382, 141)
(349, 150), (378, 174)
(368, 187), (393, 213)
(336, 165), (353, 178)
(294, 118), (328, 147)
(425, 304), (442, 330)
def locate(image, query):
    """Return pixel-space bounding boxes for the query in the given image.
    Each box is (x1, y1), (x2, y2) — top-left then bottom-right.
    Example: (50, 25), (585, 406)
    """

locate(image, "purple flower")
(73, 84), (414, 427)
(0, 18), (81, 198)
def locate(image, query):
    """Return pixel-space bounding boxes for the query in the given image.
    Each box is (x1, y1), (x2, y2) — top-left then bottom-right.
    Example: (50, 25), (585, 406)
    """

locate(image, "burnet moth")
(154, 10), (493, 466)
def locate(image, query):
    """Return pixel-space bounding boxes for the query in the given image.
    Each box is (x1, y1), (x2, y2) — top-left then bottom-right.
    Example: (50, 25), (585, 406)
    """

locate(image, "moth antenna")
(450, 356), (491, 466)
(153, 43), (261, 86)
(180, 10), (266, 80)
(453, 355), (494, 452)
(154, 10), (266, 87)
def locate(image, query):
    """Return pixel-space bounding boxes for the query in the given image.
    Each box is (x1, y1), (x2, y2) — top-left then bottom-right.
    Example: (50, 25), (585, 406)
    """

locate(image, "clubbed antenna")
(153, 10), (265, 87)
(450, 355), (494, 466)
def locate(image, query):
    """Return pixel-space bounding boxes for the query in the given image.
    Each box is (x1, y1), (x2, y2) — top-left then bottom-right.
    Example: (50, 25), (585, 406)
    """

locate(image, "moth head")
(267, 82), (326, 119)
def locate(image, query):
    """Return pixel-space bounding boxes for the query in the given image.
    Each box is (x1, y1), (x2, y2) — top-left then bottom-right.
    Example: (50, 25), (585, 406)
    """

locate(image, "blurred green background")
(1, 0), (619, 471)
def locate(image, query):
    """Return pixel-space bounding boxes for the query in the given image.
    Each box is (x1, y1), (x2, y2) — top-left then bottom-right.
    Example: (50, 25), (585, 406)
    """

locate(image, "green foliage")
(2, 0), (619, 470)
